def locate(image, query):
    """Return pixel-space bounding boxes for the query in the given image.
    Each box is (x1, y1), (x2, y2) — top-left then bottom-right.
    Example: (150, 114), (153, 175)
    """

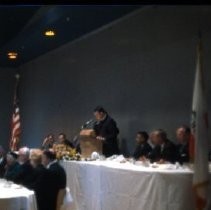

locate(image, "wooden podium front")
(79, 129), (102, 158)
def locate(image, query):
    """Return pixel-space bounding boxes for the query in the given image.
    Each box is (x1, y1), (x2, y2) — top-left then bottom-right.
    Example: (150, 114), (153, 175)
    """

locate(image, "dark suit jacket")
(93, 115), (119, 157)
(4, 161), (21, 181)
(133, 142), (152, 160)
(176, 143), (189, 164)
(28, 164), (50, 210)
(149, 139), (177, 163)
(0, 156), (6, 178)
(46, 161), (67, 210)
(15, 160), (34, 188)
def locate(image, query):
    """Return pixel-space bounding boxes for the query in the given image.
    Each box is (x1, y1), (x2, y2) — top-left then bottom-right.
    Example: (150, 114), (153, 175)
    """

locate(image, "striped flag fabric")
(191, 37), (209, 210)
(9, 74), (21, 151)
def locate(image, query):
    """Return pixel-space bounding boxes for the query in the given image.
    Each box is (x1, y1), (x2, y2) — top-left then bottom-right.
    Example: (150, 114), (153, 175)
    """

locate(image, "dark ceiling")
(0, 5), (141, 68)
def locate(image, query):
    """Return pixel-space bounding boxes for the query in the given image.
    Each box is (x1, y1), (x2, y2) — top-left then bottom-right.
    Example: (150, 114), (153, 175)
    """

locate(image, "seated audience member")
(133, 131), (152, 160)
(0, 146), (6, 178)
(148, 129), (177, 164)
(4, 151), (21, 181)
(42, 150), (67, 210)
(42, 134), (55, 150)
(175, 125), (190, 164)
(29, 149), (49, 210)
(148, 131), (156, 149)
(55, 133), (74, 148)
(15, 147), (34, 188)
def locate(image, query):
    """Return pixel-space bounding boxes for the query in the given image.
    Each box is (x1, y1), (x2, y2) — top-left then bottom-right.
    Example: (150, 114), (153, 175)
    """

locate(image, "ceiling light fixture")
(44, 30), (55, 37)
(8, 52), (18, 59)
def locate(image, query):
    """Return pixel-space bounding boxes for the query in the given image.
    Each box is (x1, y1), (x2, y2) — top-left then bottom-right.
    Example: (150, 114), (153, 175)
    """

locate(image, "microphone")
(85, 119), (94, 125)
(81, 119), (94, 129)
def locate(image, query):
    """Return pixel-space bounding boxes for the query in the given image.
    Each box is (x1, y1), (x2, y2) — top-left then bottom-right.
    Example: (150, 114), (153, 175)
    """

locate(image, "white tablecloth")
(0, 179), (37, 210)
(61, 160), (211, 210)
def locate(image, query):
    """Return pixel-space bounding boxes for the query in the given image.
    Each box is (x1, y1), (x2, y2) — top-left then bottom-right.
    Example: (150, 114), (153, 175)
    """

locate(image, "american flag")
(10, 74), (21, 151)
(191, 36), (209, 210)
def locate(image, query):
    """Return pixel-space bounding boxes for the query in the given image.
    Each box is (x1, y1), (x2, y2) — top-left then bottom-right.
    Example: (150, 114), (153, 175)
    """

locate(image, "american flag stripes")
(9, 74), (21, 151)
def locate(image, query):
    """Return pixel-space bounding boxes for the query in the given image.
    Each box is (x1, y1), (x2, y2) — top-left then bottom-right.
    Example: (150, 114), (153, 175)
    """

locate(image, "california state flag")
(191, 38), (209, 210)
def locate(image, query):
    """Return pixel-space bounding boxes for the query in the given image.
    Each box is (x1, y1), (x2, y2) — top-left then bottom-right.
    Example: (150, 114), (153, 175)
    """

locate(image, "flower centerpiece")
(52, 143), (80, 161)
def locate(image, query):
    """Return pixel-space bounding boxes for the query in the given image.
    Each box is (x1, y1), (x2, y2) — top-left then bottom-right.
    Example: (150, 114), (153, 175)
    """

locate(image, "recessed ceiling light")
(8, 52), (18, 59)
(44, 30), (56, 37)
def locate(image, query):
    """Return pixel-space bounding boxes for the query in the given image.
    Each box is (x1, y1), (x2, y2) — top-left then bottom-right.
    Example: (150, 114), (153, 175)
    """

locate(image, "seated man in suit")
(93, 106), (119, 157)
(15, 147), (34, 188)
(56, 133), (75, 149)
(28, 149), (50, 210)
(42, 150), (66, 210)
(148, 131), (156, 149)
(42, 134), (55, 150)
(175, 125), (190, 164)
(132, 131), (152, 160)
(148, 129), (177, 164)
(0, 146), (6, 178)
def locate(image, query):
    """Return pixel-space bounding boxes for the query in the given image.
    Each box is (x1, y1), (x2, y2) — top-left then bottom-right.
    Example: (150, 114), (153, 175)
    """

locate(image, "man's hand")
(157, 159), (165, 164)
(138, 156), (147, 161)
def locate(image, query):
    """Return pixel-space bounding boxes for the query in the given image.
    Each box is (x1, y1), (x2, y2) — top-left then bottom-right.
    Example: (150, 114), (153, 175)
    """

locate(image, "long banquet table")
(62, 159), (211, 210)
(0, 179), (37, 210)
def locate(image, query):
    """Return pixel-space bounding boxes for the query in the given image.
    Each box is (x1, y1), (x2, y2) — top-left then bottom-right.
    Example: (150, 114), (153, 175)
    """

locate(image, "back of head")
(19, 147), (30, 156)
(43, 150), (56, 161)
(18, 147), (30, 164)
(30, 149), (43, 167)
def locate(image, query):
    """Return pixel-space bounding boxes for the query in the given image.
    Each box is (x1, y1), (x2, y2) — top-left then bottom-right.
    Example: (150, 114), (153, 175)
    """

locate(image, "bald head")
(18, 147), (30, 164)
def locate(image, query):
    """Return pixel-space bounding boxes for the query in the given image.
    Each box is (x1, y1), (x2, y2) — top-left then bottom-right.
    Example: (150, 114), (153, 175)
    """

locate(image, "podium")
(79, 129), (102, 158)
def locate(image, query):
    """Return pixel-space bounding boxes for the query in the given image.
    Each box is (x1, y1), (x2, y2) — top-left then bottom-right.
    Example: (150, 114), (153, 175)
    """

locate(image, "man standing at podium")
(93, 106), (119, 157)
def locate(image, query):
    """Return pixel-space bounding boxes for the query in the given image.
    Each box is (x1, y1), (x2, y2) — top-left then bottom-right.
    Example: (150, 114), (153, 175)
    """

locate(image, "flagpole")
(14, 74), (20, 103)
